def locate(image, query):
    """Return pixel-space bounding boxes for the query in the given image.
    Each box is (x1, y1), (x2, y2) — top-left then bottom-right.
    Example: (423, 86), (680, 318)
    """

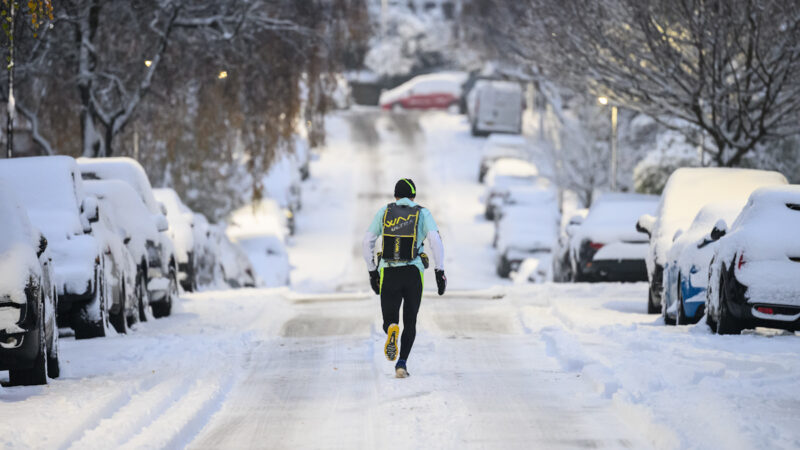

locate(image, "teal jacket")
(366, 197), (439, 274)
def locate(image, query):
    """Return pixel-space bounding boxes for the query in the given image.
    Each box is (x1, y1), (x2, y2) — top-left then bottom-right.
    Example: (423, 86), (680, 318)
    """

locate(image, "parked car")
(379, 72), (467, 111)
(706, 186), (800, 334)
(569, 193), (657, 282)
(78, 158), (178, 318)
(85, 179), (164, 325)
(661, 202), (743, 325)
(0, 187), (59, 385)
(192, 212), (219, 288)
(0, 156), (112, 339)
(154, 188), (197, 292)
(467, 79), (524, 136)
(211, 224), (258, 288)
(636, 168), (787, 314)
(483, 158), (539, 220)
(552, 210), (588, 282)
(494, 187), (559, 279)
(478, 134), (529, 183)
(83, 184), (140, 333)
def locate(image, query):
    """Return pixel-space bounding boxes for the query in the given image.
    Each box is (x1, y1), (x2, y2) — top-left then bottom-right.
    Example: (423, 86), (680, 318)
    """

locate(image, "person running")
(362, 178), (447, 378)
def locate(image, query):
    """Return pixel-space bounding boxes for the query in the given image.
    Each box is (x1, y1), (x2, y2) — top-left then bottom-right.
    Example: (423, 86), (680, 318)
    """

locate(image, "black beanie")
(394, 178), (416, 198)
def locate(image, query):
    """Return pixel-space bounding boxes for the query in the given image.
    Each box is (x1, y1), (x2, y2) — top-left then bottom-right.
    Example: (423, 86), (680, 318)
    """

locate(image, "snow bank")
(227, 200), (289, 287)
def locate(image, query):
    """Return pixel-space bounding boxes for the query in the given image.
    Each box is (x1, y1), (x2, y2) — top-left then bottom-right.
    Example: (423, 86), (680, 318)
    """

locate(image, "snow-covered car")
(569, 193), (658, 282)
(85, 179), (163, 325)
(77, 158), (178, 318)
(85, 184), (139, 333)
(227, 200), (289, 287)
(154, 188), (197, 292)
(490, 179), (555, 232)
(0, 156), (112, 339)
(0, 186), (59, 385)
(636, 168), (787, 314)
(478, 134), (530, 183)
(467, 79), (524, 136)
(662, 202), (744, 325)
(483, 158), (539, 220)
(191, 212), (219, 288)
(211, 224), (257, 288)
(705, 186), (800, 334)
(379, 71), (468, 112)
(494, 188), (559, 279)
(552, 210), (588, 282)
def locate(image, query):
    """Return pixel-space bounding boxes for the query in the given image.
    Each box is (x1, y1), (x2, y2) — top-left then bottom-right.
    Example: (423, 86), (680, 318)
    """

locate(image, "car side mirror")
(155, 214), (169, 232)
(82, 196), (100, 223)
(568, 214), (584, 226)
(636, 214), (655, 238)
(37, 234), (48, 257)
(710, 219), (728, 241)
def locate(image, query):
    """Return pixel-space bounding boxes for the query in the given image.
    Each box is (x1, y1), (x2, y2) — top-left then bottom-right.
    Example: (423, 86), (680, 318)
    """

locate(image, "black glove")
(435, 269), (447, 296)
(369, 270), (380, 295)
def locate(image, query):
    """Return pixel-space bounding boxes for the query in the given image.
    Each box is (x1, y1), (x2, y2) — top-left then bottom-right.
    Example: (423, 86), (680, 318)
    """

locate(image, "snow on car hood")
(574, 193), (657, 245)
(0, 186), (40, 304)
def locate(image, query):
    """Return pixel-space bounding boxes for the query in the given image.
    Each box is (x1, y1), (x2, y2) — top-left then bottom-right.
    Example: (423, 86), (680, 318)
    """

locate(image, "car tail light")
(737, 253), (745, 270)
(756, 306), (774, 315)
(589, 242), (604, 251)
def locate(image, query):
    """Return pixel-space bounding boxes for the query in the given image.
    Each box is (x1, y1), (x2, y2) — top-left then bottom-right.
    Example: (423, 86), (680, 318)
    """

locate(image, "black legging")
(381, 265), (423, 361)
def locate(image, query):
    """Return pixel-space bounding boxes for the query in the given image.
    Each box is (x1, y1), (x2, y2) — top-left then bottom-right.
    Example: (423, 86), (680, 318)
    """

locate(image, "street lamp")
(598, 96), (618, 191)
(144, 60), (152, 67)
(218, 70), (228, 80)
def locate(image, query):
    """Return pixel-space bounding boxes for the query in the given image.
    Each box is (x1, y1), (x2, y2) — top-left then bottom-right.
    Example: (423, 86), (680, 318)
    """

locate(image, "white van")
(468, 80), (523, 136)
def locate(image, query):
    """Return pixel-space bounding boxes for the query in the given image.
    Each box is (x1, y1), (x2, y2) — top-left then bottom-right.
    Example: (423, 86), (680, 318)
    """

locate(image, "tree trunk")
(6, 2), (15, 158)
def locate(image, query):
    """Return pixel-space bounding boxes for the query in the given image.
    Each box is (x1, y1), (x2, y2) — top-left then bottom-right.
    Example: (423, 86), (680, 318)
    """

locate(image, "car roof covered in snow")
(77, 157), (161, 215)
(485, 158), (539, 184)
(652, 167), (787, 259)
(84, 179), (160, 248)
(0, 155), (86, 238)
(573, 193), (658, 244)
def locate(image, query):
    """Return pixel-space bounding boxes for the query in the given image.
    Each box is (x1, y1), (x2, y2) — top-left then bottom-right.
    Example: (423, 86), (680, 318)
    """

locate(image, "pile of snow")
(227, 199), (290, 287)
(211, 224), (258, 288)
(0, 183), (41, 305)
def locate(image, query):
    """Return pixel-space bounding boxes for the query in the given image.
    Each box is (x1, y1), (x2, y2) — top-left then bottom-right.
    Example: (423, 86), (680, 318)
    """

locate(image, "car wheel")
(151, 269), (177, 318)
(47, 286), (60, 378)
(137, 268), (150, 322)
(716, 266), (744, 335)
(9, 289), (48, 386)
(647, 287), (661, 314)
(74, 265), (111, 339)
(109, 281), (128, 334)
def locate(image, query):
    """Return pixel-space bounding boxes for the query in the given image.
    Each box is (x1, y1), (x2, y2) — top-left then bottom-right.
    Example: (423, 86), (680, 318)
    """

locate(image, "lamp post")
(598, 96), (618, 191)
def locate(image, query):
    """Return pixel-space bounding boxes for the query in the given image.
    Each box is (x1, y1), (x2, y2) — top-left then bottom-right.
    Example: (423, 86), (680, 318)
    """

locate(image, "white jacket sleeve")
(362, 231), (380, 271)
(428, 230), (445, 271)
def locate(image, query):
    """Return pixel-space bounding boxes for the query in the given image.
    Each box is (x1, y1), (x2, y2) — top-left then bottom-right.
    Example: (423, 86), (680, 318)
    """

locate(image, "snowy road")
(2, 111), (800, 449)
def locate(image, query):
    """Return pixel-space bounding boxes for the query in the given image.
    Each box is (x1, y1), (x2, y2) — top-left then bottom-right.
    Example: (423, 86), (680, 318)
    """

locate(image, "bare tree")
(465, 0), (800, 167)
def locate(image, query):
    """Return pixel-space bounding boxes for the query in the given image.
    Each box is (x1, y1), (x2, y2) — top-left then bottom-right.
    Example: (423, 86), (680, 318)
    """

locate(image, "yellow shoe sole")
(384, 324), (399, 361)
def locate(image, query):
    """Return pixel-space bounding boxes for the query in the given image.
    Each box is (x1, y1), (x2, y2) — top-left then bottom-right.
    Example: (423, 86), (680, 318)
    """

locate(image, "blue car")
(662, 202), (744, 325)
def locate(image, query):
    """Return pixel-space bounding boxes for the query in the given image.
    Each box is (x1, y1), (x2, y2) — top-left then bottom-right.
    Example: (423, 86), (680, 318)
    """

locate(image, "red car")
(380, 72), (467, 111)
